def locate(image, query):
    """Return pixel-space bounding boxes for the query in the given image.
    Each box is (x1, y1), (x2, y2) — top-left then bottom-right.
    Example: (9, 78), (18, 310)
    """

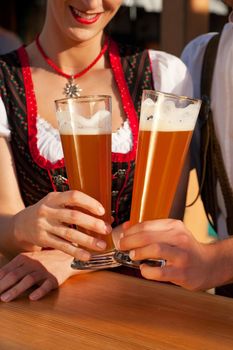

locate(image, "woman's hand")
(0, 249), (83, 302)
(120, 219), (219, 291)
(13, 190), (112, 261)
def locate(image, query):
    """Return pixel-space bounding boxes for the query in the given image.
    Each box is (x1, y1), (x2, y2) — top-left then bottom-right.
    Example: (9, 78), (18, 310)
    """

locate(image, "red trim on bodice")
(17, 40), (138, 170)
(18, 46), (65, 170)
(109, 39), (139, 162)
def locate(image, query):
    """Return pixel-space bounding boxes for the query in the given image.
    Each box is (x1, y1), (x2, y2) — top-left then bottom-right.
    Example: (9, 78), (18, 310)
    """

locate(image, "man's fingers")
(123, 219), (176, 236)
(140, 264), (175, 282)
(129, 243), (181, 263)
(120, 221), (185, 251)
(120, 230), (170, 251)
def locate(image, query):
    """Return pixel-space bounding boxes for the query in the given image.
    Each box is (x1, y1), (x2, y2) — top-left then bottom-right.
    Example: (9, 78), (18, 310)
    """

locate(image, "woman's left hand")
(120, 219), (216, 291)
(0, 249), (80, 302)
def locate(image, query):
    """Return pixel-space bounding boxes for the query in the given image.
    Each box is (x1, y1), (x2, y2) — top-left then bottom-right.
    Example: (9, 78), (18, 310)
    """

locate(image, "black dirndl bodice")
(0, 39), (154, 227)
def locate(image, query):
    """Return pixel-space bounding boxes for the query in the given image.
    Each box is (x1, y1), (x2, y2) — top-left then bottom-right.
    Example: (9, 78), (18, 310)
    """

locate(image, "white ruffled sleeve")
(0, 96), (10, 139)
(149, 50), (193, 98)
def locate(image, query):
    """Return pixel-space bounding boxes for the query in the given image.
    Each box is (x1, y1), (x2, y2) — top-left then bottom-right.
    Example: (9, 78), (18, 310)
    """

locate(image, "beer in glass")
(55, 95), (119, 270)
(114, 90), (201, 268)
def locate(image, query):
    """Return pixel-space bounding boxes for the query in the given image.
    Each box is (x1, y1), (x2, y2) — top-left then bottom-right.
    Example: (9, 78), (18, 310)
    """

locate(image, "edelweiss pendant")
(63, 77), (82, 98)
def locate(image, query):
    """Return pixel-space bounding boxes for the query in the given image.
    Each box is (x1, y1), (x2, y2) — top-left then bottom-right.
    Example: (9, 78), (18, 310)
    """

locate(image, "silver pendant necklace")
(63, 76), (82, 98)
(35, 35), (109, 99)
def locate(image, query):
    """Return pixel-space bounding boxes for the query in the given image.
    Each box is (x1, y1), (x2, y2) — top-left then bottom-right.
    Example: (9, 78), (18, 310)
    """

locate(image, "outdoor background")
(0, 0), (230, 53)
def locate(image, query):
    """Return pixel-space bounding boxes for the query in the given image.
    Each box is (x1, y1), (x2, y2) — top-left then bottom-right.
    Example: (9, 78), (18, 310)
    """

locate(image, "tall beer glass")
(114, 90), (201, 268)
(55, 96), (119, 270)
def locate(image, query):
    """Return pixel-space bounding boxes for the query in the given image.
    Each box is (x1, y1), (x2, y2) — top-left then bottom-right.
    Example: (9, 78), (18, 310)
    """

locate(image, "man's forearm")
(207, 237), (233, 287)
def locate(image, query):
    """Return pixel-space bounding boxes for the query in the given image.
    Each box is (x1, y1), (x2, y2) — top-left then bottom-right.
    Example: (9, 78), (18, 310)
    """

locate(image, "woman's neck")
(36, 28), (105, 75)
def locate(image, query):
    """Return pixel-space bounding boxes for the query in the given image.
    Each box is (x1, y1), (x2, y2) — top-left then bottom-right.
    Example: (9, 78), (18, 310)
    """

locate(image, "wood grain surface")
(0, 271), (233, 350)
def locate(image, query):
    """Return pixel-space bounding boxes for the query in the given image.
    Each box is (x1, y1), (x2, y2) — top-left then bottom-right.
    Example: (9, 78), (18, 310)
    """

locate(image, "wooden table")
(0, 271), (233, 350)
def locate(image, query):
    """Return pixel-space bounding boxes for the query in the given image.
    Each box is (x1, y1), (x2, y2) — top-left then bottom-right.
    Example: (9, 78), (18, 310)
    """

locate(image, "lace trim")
(36, 117), (132, 163)
(112, 120), (133, 153)
(36, 117), (63, 163)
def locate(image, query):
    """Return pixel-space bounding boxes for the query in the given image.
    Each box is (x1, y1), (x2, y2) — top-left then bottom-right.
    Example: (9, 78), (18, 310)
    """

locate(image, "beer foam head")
(56, 109), (111, 135)
(140, 97), (201, 131)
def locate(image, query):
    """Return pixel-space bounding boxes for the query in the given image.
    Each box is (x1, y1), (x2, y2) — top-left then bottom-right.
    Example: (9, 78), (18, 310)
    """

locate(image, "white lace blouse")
(0, 50), (193, 163)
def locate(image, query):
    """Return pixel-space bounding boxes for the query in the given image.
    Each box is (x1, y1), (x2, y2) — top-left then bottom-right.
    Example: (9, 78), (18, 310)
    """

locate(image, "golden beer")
(60, 132), (114, 251)
(129, 90), (201, 227)
(114, 90), (201, 268)
(55, 95), (119, 270)
(130, 129), (193, 226)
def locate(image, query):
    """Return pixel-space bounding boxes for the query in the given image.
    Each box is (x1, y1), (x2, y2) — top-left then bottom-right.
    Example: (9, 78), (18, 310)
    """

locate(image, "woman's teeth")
(71, 7), (97, 20)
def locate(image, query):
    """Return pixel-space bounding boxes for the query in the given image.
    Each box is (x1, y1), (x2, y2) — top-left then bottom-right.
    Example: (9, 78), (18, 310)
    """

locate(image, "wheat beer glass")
(114, 90), (201, 268)
(55, 95), (119, 270)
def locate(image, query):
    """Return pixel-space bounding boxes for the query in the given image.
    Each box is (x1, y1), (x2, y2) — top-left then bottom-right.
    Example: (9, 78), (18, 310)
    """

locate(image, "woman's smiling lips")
(70, 6), (102, 25)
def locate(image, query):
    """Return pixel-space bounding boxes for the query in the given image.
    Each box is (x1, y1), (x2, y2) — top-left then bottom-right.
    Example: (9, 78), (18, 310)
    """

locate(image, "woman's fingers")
(47, 207), (112, 234)
(0, 271), (42, 302)
(48, 225), (108, 254)
(0, 250), (79, 302)
(0, 265), (30, 294)
(36, 191), (112, 253)
(0, 254), (36, 291)
(46, 190), (105, 216)
(43, 235), (91, 260)
(0, 271), (58, 302)
(29, 279), (57, 301)
(13, 190), (111, 253)
(0, 256), (24, 280)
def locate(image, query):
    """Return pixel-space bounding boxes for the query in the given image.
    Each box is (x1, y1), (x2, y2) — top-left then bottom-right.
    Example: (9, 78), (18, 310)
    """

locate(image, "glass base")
(71, 250), (121, 270)
(114, 251), (166, 269)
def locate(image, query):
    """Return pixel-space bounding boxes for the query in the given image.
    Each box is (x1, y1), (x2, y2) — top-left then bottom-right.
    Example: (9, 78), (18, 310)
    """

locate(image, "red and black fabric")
(0, 39), (154, 227)
(0, 51), (59, 206)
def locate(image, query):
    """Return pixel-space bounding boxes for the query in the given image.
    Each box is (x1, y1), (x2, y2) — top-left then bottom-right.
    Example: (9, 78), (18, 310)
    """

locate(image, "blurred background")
(0, 0), (231, 55)
(0, 0), (230, 241)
